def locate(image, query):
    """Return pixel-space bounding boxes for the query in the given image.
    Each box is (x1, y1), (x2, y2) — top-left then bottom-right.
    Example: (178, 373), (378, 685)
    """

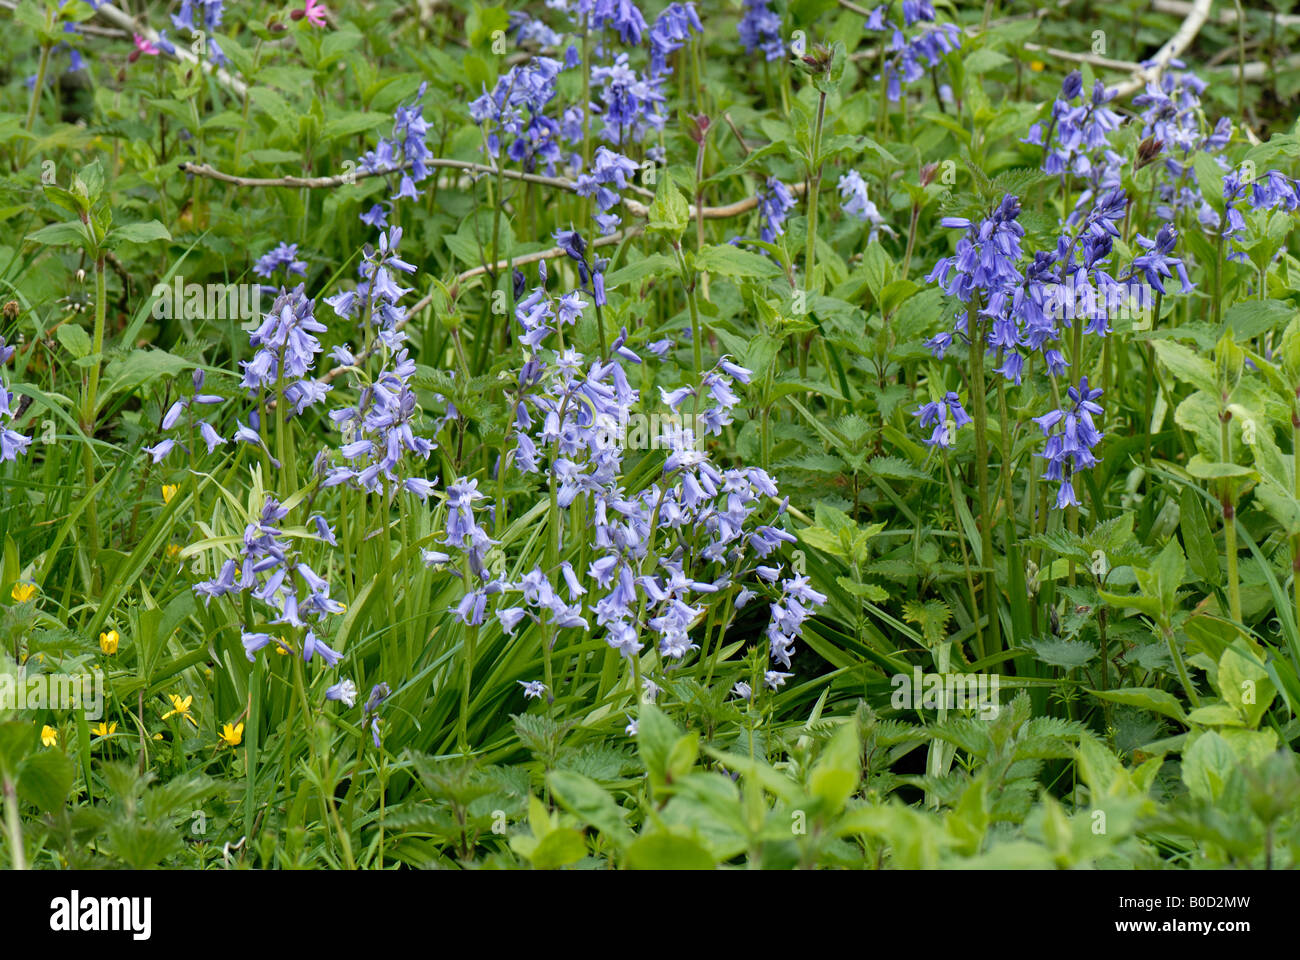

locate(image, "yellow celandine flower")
(161, 694), (198, 727)
(218, 722), (244, 748)
(166, 543), (182, 560)
(152, 733), (164, 741)
(41, 725), (57, 747)
(91, 721), (117, 737)
(162, 484), (178, 504)
(1030, 60), (1045, 72)
(99, 629), (120, 654)
(11, 582), (36, 603)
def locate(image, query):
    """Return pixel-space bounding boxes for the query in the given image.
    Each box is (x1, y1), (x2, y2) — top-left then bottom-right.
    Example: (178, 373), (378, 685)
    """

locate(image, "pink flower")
(132, 33), (160, 56)
(301, 0), (328, 28)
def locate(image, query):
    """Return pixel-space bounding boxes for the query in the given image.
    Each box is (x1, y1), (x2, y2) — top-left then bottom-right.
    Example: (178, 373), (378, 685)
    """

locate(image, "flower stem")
(804, 90), (827, 295)
(967, 302), (1000, 654)
(24, 42), (50, 135)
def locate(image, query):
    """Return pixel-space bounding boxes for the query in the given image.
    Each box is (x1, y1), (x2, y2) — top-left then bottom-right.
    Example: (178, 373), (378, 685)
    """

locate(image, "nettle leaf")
(865, 456), (930, 483)
(901, 599), (951, 646)
(1025, 530), (1090, 563)
(17, 748), (73, 814)
(1024, 637), (1097, 670)
(835, 577), (890, 602)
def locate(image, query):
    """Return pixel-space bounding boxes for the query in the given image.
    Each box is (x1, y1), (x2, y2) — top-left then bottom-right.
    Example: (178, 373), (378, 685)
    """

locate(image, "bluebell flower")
(1033, 377), (1104, 509)
(738, 0), (783, 61)
(756, 177), (795, 243)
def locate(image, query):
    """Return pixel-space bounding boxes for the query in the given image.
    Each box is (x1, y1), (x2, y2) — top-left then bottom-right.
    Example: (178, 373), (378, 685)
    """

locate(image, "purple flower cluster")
(591, 54), (666, 147)
(0, 338), (31, 463)
(738, 0), (783, 62)
(469, 58), (567, 174)
(144, 367), (226, 463)
(239, 285), (332, 416)
(1133, 63), (1232, 224)
(1023, 72), (1124, 219)
(589, 0), (649, 46)
(577, 146), (639, 234)
(1033, 377), (1104, 509)
(476, 272), (825, 680)
(194, 494), (346, 665)
(325, 226), (417, 347)
(912, 392), (970, 449)
(920, 178), (1193, 506)
(358, 82), (433, 218)
(253, 242), (308, 282)
(648, 3), (702, 76)
(756, 177), (795, 243)
(838, 169), (892, 240)
(171, 0), (227, 65)
(1219, 165), (1300, 262)
(323, 346), (437, 496)
(861, 1), (961, 101)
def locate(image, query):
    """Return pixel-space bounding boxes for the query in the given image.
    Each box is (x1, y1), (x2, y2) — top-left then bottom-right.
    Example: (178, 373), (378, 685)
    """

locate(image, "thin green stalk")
(1221, 411), (1243, 622)
(804, 90), (828, 294)
(24, 42), (51, 135)
(2, 775), (24, 870)
(967, 302), (1000, 654)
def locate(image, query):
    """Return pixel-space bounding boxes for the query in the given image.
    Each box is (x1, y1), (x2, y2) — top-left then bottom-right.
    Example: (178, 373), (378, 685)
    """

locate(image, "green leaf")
(646, 175), (689, 238)
(625, 831), (715, 869)
(0, 721), (33, 777)
(693, 244), (782, 280)
(636, 703), (680, 786)
(1179, 486), (1221, 586)
(1085, 686), (1188, 722)
(1192, 153), (1225, 211)
(808, 720), (860, 815)
(55, 323), (91, 359)
(26, 220), (88, 249)
(1181, 731), (1237, 802)
(17, 749), (73, 814)
(526, 827), (588, 869)
(604, 254), (677, 291)
(547, 770), (634, 850)
(320, 111), (388, 144)
(1152, 340), (1217, 395)
(99, 350), (191, 406)
(108, 220), (172, 246)
(1024, 637), (1098, 670)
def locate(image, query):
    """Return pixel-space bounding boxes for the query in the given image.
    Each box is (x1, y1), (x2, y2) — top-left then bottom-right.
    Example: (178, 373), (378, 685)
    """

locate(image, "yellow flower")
(166, 543), (182, 560)
(99, 629), (120, 655)
(162, 484), (179, 504)
(41, 725), (57, 747)
(1030, 60), (1045, 72)
(91, 721), (117, 737)
(161, 693), (198, 727)
(218, 722), (244, 748)
(11, 582), (36, 603)
(152, 733), (164, 741)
